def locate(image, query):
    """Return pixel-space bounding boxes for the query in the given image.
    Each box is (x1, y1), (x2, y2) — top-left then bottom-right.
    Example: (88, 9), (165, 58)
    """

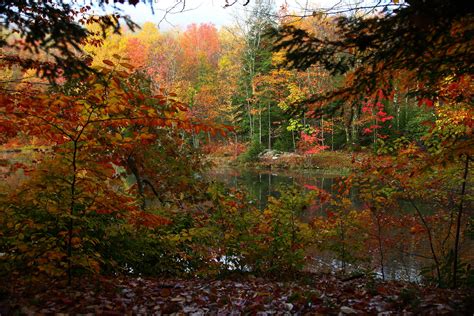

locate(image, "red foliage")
(202, 141), (246, 157)
(298, 132), (329, 154)
(361, 92), (394, 136)
(417, 98), (434, 107)
(125, 38), (149, 69)
(180, 23), (220, 68)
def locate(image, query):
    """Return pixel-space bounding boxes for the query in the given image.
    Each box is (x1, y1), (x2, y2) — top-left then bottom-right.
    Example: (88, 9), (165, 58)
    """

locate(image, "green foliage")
(247, 186), (314, 274)
(467, 217), (474, 240)
(403, 109), (433, 140)
(128, 184), (317, 278)
(421, 250), (474, 288)
(313, 197), (372, 269)
(239, 140), (264, 162)
(0, 172), (116, 279)
(399, 287), (421, 310)
(273, 129), (294, 152)
(153, 184), (318, 277)
(376, 136), (411, 155)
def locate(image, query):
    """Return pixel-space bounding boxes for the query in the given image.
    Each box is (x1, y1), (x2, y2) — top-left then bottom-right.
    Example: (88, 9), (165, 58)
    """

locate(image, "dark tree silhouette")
(270, 0), (473, 105)
(1, 0), (139, 80)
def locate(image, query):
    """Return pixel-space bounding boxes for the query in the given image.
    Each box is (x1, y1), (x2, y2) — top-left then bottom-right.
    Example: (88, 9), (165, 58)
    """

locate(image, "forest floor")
(3, 274), (473, 315)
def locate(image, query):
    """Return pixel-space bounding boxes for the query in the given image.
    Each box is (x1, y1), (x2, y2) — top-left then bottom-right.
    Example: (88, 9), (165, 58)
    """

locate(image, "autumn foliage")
(0, 55), (228, 283)
(0, 5), (472, 311)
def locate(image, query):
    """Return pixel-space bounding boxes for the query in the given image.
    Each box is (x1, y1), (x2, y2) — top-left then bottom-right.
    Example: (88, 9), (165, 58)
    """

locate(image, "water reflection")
(207, 167), (339, 210)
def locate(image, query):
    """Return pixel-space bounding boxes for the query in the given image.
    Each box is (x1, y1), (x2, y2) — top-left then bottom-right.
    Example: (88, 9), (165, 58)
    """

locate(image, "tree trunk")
(67, 140), (79, 286)
(127, 155), (146, 210)
(453, 154), (470, 288)
(321, 115), (324, 148)
(259, 103), (262, 144)
(267, 102), (271, 150)
(331, 118), (334, 151)
(351, 105), (358, 147)
(345, 127), (350, 147)
(292, 130), (296, 152)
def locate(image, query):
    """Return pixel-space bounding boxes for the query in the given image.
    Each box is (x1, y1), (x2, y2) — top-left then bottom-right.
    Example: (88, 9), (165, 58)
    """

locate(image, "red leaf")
(417, 98), (434, 107)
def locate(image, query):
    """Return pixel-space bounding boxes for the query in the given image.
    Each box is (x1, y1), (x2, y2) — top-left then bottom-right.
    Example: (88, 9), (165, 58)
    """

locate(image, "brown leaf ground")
(2, 275), (473, 315)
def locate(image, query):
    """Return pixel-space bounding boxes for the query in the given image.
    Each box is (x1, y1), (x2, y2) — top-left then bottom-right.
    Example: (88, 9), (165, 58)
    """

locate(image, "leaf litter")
(2, 275), (473, 315)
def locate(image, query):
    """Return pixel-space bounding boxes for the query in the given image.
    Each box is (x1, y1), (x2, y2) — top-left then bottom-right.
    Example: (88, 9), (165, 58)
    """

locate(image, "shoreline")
(206, 150), (357, 176)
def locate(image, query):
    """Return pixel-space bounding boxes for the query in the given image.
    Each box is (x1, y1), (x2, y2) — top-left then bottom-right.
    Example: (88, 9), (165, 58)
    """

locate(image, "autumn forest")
(0, 0), (473, 314)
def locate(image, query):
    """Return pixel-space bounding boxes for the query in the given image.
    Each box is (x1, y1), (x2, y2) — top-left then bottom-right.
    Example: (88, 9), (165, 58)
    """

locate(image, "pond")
(207, 166), (426, 282)
(207, 166), (351, 210)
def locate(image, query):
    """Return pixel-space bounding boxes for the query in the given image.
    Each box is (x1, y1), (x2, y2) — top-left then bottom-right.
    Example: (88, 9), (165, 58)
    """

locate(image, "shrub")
(239, 141), (264, 163)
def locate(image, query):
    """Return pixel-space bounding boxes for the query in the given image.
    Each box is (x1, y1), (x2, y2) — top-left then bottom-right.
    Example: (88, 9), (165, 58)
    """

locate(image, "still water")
(207, 166), (343, 210)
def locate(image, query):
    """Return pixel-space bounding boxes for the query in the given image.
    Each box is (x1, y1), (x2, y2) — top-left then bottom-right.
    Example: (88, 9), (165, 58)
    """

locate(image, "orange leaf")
(103, 59), (115, 67)
(120, 63), (134, 69)
(116, 70), (129, 78)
